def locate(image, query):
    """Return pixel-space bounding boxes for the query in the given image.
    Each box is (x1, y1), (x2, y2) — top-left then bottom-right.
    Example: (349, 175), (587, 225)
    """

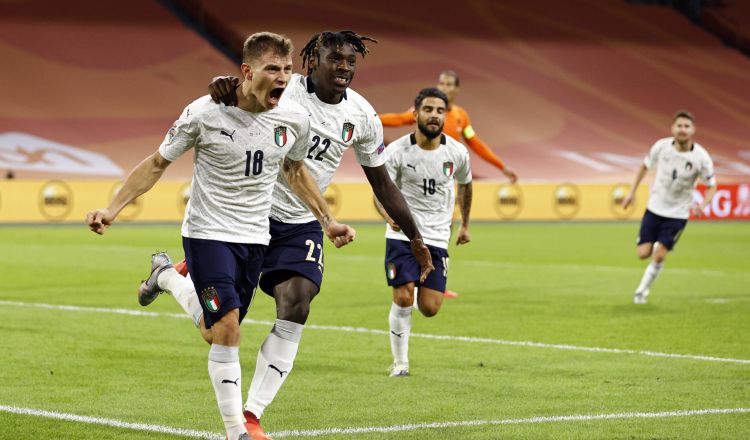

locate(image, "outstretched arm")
(282, 158), (355, 248)
(455, 182), (473, 245)
(379, 110), (416, 127)
(622, 164), (648, 210)
(363, 164), (434, 281)
(86, 151), (171, 234)
(464, 134), (517, 182)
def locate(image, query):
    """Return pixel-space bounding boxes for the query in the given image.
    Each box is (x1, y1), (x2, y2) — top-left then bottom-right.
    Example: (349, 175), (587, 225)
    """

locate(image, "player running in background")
(375, 88), (472, 377)
(140, 31), (434, 439)
(622, 111), (717, 305)
(379, 70), (516, 183)
(87, 33), (356, 440)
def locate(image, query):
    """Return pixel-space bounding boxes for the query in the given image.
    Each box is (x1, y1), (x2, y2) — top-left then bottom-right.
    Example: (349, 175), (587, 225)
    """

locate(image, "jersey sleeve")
(379, 109), (416, 127)
(159, 103), (200, 161)
(643, 141), (661, 169)
(455, 148), (473, 184)
(286, 114), (310, 161)
(353, 110), (386, 167)
(701, 152), (717, 187)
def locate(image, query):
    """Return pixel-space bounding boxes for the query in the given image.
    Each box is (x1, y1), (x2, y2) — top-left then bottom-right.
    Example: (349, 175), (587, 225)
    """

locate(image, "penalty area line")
(2, 300), (749, 365)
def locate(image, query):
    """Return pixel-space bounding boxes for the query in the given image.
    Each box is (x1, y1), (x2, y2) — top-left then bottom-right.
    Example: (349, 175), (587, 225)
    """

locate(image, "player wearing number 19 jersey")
(622, 111), (717, 305)
(375, 88), (473, 377)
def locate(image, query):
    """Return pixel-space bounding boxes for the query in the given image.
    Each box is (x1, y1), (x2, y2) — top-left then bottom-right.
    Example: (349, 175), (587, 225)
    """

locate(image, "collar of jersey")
(410, 132), (447, 146)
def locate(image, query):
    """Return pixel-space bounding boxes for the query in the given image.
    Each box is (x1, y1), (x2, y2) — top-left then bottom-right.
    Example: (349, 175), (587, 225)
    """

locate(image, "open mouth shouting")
(268, 86), (285, 106)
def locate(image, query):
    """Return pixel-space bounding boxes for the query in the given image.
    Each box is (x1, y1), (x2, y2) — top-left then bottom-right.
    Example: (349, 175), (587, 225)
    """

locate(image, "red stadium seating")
(2, 0), (749, 182)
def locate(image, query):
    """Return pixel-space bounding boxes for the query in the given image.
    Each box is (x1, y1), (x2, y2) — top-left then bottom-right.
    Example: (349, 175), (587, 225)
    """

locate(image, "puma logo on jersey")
(220, 129), (236, 142)
(390, 331), (404, 338)
(269, 364), (288, 378)
(221, 378), (240, 386)
(406, 164), (417, 172)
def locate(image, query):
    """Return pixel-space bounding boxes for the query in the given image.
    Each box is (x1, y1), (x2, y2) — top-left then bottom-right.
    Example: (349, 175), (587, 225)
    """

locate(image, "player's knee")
(417, 299), (441, 317)
(637, 247), (652, 259)
(418, 305), (439, 317)
(212, 312), (241, 344)
(393, 286), (414, 307)
(275, 279), (318, 324)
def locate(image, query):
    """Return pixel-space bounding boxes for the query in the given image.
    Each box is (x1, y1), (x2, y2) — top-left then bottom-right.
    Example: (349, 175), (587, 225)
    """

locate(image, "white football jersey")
(384, 133), (472, 249)
(159, 95), (309, 244)
(269, 74), (386, 223)
(644, 137), (716, 219)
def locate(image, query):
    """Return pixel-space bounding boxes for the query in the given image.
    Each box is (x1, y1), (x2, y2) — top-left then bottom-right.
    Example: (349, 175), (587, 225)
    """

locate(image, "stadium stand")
(0, 0), (237, 180)
(1, 0), (749, 183)
(165, 0), (750, 182)
(701, 1), (750, 55)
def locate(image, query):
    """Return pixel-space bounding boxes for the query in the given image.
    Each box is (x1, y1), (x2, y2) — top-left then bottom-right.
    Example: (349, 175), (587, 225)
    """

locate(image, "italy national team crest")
(387, 262), (397, 280)
(342, 122), (355, 142)
(274, 126), (287, 147)
(201, 287), (220, 312)
(442, 161), (454, 177)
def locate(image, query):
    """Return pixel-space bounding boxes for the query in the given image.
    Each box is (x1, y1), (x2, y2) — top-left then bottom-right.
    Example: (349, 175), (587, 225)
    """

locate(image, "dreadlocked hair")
(300, 30), (377, 74)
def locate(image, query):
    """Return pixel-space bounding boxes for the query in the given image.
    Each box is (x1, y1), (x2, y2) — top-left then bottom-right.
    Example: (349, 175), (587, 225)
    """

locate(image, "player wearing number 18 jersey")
(88, 33), (355, 440)
(375, 88), (472, 377)
(622, 111), (717, 305)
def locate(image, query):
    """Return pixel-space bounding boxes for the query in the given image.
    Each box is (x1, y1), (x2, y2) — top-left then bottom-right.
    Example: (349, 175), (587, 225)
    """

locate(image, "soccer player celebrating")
(375, 88), (472, 377)
(139, 31), (434, 438)
(379, 70), (516, 183)
(87, 33), (355, 440)
(622, 111), (717, 304)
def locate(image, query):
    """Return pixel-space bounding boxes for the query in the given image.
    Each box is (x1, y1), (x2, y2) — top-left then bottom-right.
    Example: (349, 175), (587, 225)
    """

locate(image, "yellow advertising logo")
(177, 182), (191, 216)
(323, 183), (341, 216)
(111, 183), (142, 221)
(38, 180), (73, 221)
(553, 183), (580, 219)
(610, 183), (634, 218)
(494, 184), (523, 219)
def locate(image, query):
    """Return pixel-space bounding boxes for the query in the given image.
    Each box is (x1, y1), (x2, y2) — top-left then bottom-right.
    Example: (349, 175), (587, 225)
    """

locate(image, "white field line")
(0, 405), (223, 439)
(270, 407), (750, 438)
(1, 405), (748, 439)
(2, 300), (749, 365)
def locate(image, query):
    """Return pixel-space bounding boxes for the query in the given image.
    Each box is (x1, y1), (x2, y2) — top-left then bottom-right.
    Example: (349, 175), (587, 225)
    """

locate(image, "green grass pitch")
(0, 221), (748, 439)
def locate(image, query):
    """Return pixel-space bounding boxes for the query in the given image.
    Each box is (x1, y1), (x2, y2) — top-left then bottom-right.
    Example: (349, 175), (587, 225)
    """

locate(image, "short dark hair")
(673, 110), (695, 123)
(243, 32), (293, 63)
(439, 70), (460, 87)
(414, 87), (449, 110)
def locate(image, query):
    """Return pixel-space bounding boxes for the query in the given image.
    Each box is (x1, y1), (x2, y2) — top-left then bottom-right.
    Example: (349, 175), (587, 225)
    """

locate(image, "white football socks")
(637, 261), (664, 294)
(389, 302), (412, 365)
(244, 319), (303, 419)
(208, 344), (246, 439)
(157, 269), (203, 327)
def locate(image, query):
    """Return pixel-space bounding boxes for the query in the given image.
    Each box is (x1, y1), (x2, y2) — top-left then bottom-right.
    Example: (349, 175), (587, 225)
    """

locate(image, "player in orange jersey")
(380, 70), (517, 183)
